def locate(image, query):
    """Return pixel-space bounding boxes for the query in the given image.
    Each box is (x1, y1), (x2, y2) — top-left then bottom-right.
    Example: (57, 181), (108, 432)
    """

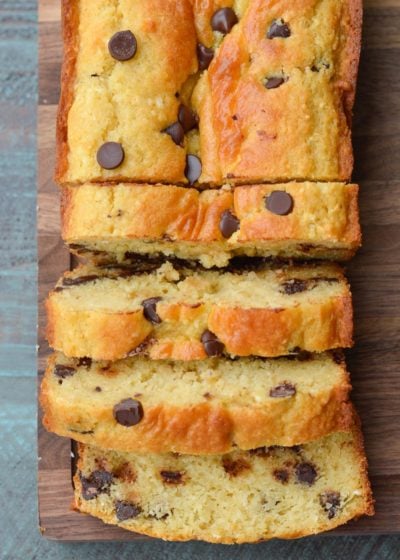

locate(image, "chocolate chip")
(265, 191), (294, 215)
(197, 43), (214, 71)
(178, 104), (198, 132)
(267, 20), (291, 39)
(108, 30), (137, 61)
(270, 382), (296, 398)
(281, 279), (308, 295)
(80, 470), (113, 500)
(295, 462), (318, 486)
(54, 365), (75, 379)
(249, 447), (271, 457)
(97, 142), (125, 170)
(78, 357), (92, 369)
(211, 8), (238, 34)
(219, 210), (240, 238)
(203, 392), (213, 400)
(201, 330), (224, 357)
(62, 275), (100, 287)
(273, 468), (289, 484)
(163, 121), (184, 146)
(265, 76), (286, 89)
(185, 154), (202, 185)
(222, 458), (250, 477)
(113, 398), (144, 427)
(331, 350), (345, 365)
(320, 491), (341, 519)
(141, 297), (162, 324)
(95, 386), (102, 392)
(160, 470), (185, 484)
(115, 500), (142, 521)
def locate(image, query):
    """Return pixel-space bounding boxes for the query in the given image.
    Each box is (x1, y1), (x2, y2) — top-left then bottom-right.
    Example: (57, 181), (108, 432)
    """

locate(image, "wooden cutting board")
(37, 0), (400, 540)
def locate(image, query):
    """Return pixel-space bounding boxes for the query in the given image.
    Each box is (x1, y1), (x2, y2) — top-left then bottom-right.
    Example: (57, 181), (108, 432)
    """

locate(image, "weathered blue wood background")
(0, 1), (399, 558)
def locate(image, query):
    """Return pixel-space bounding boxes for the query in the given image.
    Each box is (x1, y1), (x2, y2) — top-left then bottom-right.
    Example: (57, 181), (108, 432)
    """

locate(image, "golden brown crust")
(55, 0), (79, 184)
(41, 353), (354, 454)
(61, 182), (361, 264)
(193, 0), (363, 184)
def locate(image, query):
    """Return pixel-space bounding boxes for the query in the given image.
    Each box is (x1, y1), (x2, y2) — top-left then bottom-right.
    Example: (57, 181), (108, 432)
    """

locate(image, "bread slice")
(73, 422), (374, 543)
(62, 182), (361, 268)
(46, 261), (353, 361)
(41, 351), (353, 454)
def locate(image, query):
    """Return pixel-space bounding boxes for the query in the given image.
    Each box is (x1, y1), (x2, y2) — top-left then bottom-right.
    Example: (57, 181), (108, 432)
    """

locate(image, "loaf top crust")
(56, 0), (362, 186)
(73, 421), (373, 543)
(41, 351), (353, 453)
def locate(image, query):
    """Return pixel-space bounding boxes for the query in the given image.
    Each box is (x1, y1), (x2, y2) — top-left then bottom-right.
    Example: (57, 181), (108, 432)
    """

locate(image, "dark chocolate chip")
(201, 330), (224, 357)
(115, 500), (142, 521)
(222, 458), (250, 477)
(97, 142), (125, 170)
(185, 154), (202, 185)
(163, 121), (184, 146)
(160, 470), (185, 484)
(211, 8), (238, 34)
(269, 382), (296, 398)
(265, 191), (294, 215)
(54, 365), (76, 379)
(267, 20), (291, 39)
(108, 30), (137, 61)
(197, 43), (214, 71)
(273, 468), (290, 484)
(62, 275), (100, 287)
(265, 76), (286, 89)
(295, 462), (318, 486)
(178, 104), (198, 132)
(78, 357), (92, 369)
(141, 297), (162, 324)
(281, 279), (309, 295)
(80, 470), (113, 500)
(320, 491), (341, 519)
(95, 386), (102, 392)
(219, 210), (240, 238)
(113, 398), (144, 427)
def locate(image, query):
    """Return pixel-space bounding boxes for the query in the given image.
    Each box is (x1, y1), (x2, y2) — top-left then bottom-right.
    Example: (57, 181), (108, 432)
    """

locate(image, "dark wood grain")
(38, 1), (400, 541)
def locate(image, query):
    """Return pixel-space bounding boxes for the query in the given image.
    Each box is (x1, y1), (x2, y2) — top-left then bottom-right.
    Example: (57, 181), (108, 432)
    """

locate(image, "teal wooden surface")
(0, 1), (400, 558)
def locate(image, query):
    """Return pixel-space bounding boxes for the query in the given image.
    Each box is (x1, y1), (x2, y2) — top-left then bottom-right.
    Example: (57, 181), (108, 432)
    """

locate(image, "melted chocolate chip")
(54, 365), (76, 379)
(295, 462), (318, 486)
(97, 142), (125, 170)
(219, 210), (240, 238)
(281, 279), (309, 295)
(80, 470), (113, 500)
(273, 468), (290, 484)
(267, 20), (291, 39)
(265, 76), (286, 89)
(185, 154), (202, 185)
(211, 8), (238, 34)
(108, 30), (137, 61)
(265, 191), (294, 215)
(320, 491), (341, 519)
(178, 104), (198, 132)
(270, 382), (296, 398)
(113, 398), (144, 427)
(78, 357), (92, 369)
(222, 458), (250, 477)
(163, 121), (184, 146)
(115, 500), (142, 521)
(160, 470), (185, 484)
(197, 43), (214, 71)
(201, 330), (224, 357)
(141, 297), (162, 324)
(62, 275), (100, 288)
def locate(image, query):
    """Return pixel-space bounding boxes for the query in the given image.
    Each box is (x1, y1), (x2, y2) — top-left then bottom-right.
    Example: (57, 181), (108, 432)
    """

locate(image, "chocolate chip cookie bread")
(56, 0), (361, 186)
(73, 421), (374, 543)
(62, 182), (361, 268)
(41, 351), (353, 454)
(46, 261), (353, 361)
